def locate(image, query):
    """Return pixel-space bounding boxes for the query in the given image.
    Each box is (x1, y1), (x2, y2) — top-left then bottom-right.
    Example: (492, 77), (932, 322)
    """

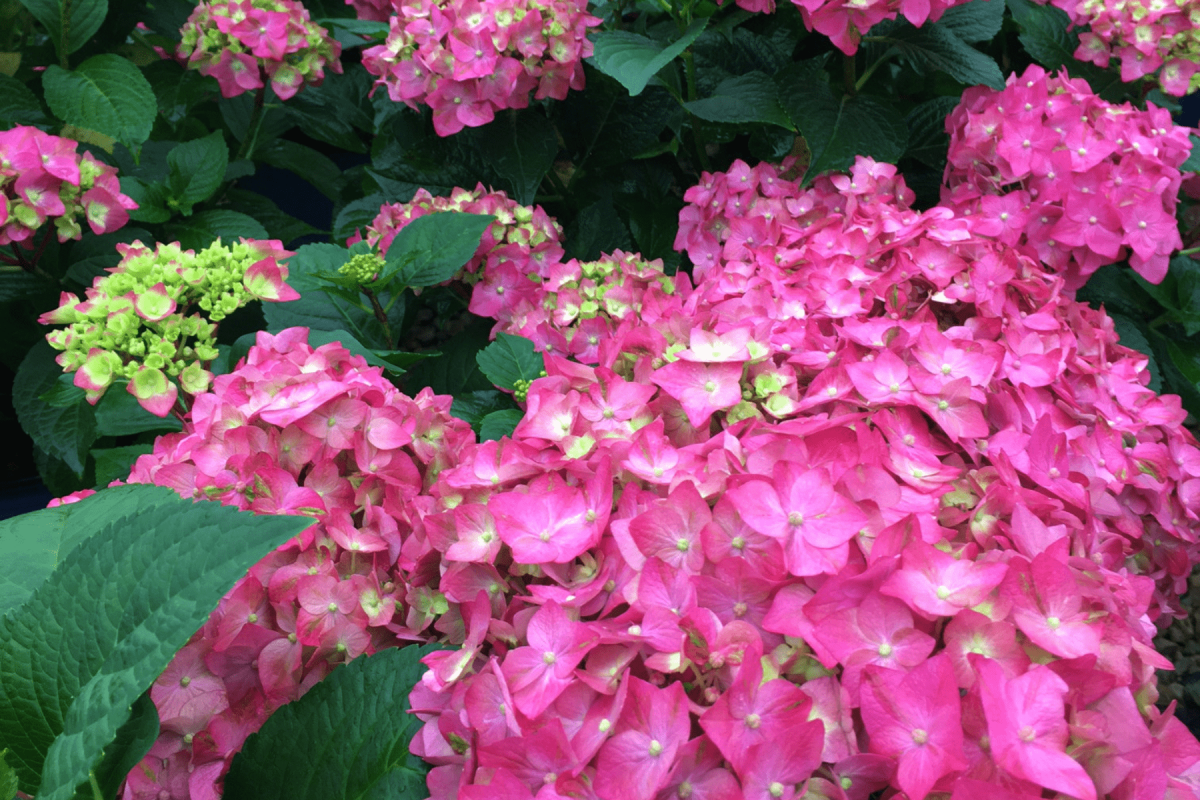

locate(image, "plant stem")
(236, 88), (268, 161)
(843, 53), (857, 96)
(89, 771), (104, 800)
(855, 51), (892, 92)
(9, 243), (29, 270)
(363, 287), (394, 349)
(1177, 245), (1200, 257)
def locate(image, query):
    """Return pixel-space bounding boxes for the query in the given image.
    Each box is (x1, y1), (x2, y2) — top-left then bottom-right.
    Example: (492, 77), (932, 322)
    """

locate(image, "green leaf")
(399, 316), (494, 397)
(589, 17), (709, 96)
(1182, 134), (1200, 173)
(868, 20), (1005, 88)
(333, 194), (387, 243)
(1005, 0), (1117, 94)
(91, 444), (154, 488)
(904, 95), (960, 170)
(223, 645), (444, 800)
(164, 209), (269, 250)
(684, 71), (793, 129)
(13, 341), (96, 477)
(88, 691), (159, 800)
(0, 74), (49, 127)
(471, 110), (558, 205)
(257, 140), (344, 200)
(479, 409), (524, 441)
(564, 198), (633, 260)
(1110, 314), (1161, 393)
(777, 61), (908, 181)
(0, 749), (18, 800)
(0, 486), (314, 799)
(224, 190), (322, 245)
(42, 55), (156, 150)
(39, 375), (86, 408)
(17, 0), (107, 60)
(165, 131), (229, 216)
(0, 484), (177, 618)
(93, 388), (180, 438)
(450, 390), (514, 429)
(382, 212), (494, 290)
(937, 0), (1005, 42)
(0, 270), (52, 303)
(476, 333), (544, 391)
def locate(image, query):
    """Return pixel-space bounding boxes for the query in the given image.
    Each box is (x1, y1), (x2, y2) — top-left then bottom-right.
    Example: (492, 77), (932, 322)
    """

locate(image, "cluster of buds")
(1039, 0), (1200, 95)
(941, 65), (1193, 287)
(174, 0), (342, 100)
(360, 0), (601, 136)
(39, 238), (299, 416)
(0, 125), (137, 247)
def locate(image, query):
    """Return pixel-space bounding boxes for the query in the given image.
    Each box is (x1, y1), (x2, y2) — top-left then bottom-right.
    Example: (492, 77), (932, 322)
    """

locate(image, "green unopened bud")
(340, 252), (386, 284)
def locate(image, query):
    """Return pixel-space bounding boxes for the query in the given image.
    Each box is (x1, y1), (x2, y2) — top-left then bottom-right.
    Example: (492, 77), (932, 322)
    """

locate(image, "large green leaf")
(480, 409), (524, 442)
(223, 645), (445, 800)
(0, 486), (313, 799)
(589, 17), (709, 96)
(400, 316), (494, 397)
(17, 0), (107, 61)
(94, 387), (182, 437)
(471, 110), (559, 205)
(777, 61), (908, 181)
(42, 55), (156, 150)
(904, 95), (960, 170)
(937, 0), (1005, 43)
(165, 131), (229, 216)
(13, 342), (96, 478)
(0, 749), (17, 800)
(90, 445), (154, 488)
(88, 692), (159, 800)
(0, 74), (49, 127)
(164, 210), (269, 251)
(1005, 0), (1079, 71)
(1181, 134), (1200, 173)
(684, 71), (794, 129)
(382, 212), (494, 290)
(867, 20), (1005, 88)
(476, 333), (544, 391)
(0, 485), (181, 617)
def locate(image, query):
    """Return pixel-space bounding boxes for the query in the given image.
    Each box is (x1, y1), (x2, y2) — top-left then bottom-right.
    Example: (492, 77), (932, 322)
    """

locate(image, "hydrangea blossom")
(1034, 0), (1200, 95)
(360, 0), (600, 136)
(345, 0), (393, 20)
(39, 238), (298, 416)
(731, 0), (976, 54)
(401, 158), (1200, 799)
(116, 328), (475, 799)
(174, 0), (342, 100)
(91, 158), (1200, 799)
(941, 65), (1193, 287)
(0, 125), (137, 246)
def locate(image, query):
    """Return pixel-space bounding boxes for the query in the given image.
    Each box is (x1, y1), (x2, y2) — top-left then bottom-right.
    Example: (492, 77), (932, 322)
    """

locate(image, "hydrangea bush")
(7, 0), (1200, 799)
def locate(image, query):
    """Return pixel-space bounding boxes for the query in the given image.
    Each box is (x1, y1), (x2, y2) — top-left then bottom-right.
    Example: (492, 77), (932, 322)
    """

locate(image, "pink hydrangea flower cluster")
(352, 187), (673, 363)
(114, 327), (475, 799)
(729, 0), (973, 54)
(1036, 0), (1200, 95)
(359, 0), (601, 136)
(0, 125), (137, 246)
(399, 156), (1200, 800)
(98, 154), (1200, 798)
(940, 66), (1193, 289)
(175, 0), (342, 100)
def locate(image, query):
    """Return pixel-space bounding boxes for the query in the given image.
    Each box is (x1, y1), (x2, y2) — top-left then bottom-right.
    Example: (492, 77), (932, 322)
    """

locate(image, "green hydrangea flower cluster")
(338, 252), (385, 284)
(39, 238), (299, 416)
